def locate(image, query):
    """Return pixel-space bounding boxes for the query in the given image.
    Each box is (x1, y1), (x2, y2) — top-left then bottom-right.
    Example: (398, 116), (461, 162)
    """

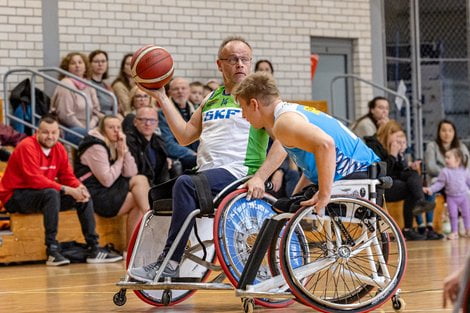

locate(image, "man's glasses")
(135, 94), (149, 99)
(136, 117), (158, 125)
(92, 60), (107, 64)
(219, 56), (252, 65)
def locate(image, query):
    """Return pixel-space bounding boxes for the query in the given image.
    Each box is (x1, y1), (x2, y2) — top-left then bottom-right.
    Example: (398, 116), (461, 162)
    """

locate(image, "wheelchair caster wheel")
(113, 288), (127, 306)
(162, 289), (172, 306)
(242, 298), (254, 313)
(392, 295), (406, 312)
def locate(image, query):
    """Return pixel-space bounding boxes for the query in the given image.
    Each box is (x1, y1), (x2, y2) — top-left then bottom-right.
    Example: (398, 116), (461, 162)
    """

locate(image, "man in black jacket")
(125, 106), (170, 186)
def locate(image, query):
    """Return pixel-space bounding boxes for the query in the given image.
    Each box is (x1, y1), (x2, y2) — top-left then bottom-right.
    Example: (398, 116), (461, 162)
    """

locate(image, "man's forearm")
(254, 140), (287, 182)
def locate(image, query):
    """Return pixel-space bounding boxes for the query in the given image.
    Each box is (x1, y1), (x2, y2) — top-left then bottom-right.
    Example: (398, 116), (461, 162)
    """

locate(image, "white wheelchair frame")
(235, 178), (408, 313)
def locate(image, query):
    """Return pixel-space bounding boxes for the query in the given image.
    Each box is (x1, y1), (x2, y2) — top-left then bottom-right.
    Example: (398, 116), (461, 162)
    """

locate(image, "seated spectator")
(125, 106), (171, 186)
(255, 59), (274, 74)
(364, 120), (435, 241)
(89, 50), (116, 116)
(351, 96), (390, 138)
(122, 86), (153, 133)
(75, 115), (149, 246)
(206, 78), (220, 91)
(189, 81), (204, 108)
(50, 52), (103, 145)
(423, 119), (469, 238)
(159, 77), (198, 171)
(112, 53), (135, 116)
(0, 114), (122, 265)
(202, 78), (220, 98)
(202, 84), (213, 98)
(425, 119), (470, 183)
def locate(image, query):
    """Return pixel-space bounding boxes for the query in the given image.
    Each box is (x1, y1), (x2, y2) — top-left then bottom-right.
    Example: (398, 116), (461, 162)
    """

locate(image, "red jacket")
(0, 135), (80, 204)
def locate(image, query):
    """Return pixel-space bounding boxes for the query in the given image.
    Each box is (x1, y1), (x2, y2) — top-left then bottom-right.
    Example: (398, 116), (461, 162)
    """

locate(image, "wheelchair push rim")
(213, 188), (295, 308)
(279, 196), (407, 313)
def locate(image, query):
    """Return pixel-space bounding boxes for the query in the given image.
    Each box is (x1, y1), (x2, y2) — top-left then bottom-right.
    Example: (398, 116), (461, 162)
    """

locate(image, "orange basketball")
(131, 45), (174, 89)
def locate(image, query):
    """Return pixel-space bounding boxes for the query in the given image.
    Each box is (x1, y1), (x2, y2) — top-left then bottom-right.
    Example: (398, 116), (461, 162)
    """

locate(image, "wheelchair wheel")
(214, 189), (294, 308)
(127, 213), (215, 307)
(279, 196), (407, 312)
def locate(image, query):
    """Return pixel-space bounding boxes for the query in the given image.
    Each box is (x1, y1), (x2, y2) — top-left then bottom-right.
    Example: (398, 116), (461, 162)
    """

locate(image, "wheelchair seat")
(149, 175), (252, 216)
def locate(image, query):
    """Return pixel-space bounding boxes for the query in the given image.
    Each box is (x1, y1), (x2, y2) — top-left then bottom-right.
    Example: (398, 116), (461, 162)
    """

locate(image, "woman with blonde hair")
(121, 86), (155, 132)
(365, 120), (435, 241)
(75, 115), (150, 247)
(51, 52), (102, 145)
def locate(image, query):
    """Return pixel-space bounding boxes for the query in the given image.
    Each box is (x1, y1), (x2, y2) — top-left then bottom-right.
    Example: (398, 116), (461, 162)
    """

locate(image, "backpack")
(9, 78), (51, 134)
(59, 241), (89, 263)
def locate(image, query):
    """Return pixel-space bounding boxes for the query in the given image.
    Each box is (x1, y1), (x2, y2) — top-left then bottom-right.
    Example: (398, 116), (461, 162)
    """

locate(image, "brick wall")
(0, 0), (373, 113)
(0, 0), (43, 101)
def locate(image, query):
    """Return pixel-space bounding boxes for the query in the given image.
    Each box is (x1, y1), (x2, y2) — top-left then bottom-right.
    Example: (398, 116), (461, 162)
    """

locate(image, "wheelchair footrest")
(117, 280), (233, 291)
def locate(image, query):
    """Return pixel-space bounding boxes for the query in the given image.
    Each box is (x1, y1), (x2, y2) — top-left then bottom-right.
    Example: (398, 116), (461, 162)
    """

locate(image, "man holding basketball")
(129, 36), (286, 281)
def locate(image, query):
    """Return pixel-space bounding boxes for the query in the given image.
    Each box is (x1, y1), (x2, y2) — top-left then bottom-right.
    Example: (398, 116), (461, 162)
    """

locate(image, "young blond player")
(233, 72), (380, 211)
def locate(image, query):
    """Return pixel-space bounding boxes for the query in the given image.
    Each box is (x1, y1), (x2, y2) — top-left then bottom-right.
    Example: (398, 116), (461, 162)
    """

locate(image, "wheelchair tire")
(279, 196), (407, 313)
(213, 189), (294, 308)
(127, 213), (215, 307)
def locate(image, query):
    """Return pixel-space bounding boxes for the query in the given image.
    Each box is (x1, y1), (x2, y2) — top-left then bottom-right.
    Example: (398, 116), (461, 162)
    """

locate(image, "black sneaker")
(46, 248), (71, 266)
(402, 228), (426, 241)
(425, 226), (444, 240)
(412, 200), (435, 216)
(86, 246), (123, 264)
(128, 255), (180, 283)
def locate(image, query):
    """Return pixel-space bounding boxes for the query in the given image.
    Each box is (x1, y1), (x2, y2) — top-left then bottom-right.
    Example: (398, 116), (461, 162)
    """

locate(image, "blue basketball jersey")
(274, 102), (380, 184)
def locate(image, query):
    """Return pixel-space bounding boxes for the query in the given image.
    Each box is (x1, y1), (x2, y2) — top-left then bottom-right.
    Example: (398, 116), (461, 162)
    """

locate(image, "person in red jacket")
(0, 114), (122, 266)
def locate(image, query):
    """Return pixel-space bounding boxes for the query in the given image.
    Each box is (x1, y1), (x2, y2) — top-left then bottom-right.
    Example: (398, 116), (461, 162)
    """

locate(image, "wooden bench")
(385, 194), (445, 232)
(0, 210), (127, 263)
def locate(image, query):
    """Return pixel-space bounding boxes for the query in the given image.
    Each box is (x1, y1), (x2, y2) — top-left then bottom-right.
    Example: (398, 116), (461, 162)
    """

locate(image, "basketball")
(131, 45), (174, 89)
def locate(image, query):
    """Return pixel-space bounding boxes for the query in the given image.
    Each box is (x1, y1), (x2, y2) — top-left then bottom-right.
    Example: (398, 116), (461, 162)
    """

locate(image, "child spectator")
(424, 148), (470, 240)
(189, 81), (204, 108)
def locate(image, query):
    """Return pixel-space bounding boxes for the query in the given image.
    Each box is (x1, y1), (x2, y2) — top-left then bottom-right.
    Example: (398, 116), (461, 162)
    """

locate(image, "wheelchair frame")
(235, 177), (408, 313)
(113, 176), (290, 307)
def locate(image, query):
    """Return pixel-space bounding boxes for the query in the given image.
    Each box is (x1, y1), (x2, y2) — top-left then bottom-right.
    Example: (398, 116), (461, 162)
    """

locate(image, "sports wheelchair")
(114, 165), (407, 313)
(113, 174), (294, 308)
(236, 170), (408, 313)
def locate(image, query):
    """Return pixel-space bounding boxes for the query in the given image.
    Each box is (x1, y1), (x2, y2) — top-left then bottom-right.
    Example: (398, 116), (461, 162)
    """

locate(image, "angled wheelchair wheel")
(214, 189), (294, 308)
(127, 213), (215, 307)
(279, 197), (407, 313)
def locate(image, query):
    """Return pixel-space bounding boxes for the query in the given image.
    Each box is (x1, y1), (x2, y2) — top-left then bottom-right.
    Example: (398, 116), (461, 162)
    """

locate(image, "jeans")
(5, 188), (99, 248)
(64, 126), (87, 146)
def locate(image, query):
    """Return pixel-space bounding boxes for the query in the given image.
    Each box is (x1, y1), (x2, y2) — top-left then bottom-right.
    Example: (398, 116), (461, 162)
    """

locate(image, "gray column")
(42, 0), (60, 96)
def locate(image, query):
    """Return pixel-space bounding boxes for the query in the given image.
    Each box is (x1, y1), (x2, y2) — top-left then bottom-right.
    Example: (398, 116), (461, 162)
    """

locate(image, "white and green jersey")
(198, 87), (268, 179)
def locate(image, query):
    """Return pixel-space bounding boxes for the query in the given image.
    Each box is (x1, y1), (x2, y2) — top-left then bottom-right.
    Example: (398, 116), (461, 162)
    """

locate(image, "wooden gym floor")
(0, 238), (468, 313)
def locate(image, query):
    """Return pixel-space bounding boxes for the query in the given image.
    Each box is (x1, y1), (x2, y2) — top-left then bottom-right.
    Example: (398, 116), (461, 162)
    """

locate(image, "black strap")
(190, 173), (214, 216)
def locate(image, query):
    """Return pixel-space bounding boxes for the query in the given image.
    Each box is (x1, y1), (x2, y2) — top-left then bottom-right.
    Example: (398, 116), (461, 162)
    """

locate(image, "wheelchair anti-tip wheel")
(214, 189), (294, 308)
(126, 213), (216, 307)
(280, 196), (407, 313)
